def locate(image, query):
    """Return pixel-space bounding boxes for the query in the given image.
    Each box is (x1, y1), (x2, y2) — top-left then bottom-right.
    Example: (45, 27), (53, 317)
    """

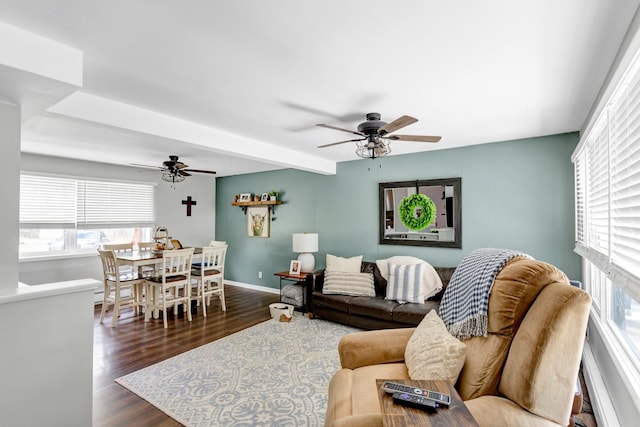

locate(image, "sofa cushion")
(323, 271), (375, 297)
(385, 262), (425, 303)
(392, 300), (439, 325)
(377, 256), (443, 299)
(312, 293), (354, 313)
(348, 296), (399, 321)
(404, 310), (466, 384)
(326, 254), (363, 272)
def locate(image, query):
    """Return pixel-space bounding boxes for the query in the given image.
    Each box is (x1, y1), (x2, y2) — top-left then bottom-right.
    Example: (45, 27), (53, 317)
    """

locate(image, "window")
(572, 35), (640, 419)
(19, 174), (156, 256)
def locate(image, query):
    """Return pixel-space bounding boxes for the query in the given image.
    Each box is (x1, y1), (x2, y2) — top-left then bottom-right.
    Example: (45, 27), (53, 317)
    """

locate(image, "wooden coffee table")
(377, 379), (479, 426)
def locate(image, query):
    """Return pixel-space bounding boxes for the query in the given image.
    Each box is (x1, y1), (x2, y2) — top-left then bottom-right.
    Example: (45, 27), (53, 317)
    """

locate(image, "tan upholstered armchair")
(325, 259), (591, 427)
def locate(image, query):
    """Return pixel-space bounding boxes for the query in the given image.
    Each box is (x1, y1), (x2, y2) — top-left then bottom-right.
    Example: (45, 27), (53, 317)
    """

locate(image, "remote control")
(392, 392), (438, 411)
(382, 381), (451, 406)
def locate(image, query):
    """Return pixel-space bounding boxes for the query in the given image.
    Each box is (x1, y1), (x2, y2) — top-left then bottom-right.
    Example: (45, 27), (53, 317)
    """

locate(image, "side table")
(274, 270), (320, 313)
(376, 379), (479, 426)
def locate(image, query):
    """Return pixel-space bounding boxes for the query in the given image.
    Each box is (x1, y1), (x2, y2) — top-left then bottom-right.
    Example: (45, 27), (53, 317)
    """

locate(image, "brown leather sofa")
(325, 258), (591, 427)
(310, 261), (456, 329)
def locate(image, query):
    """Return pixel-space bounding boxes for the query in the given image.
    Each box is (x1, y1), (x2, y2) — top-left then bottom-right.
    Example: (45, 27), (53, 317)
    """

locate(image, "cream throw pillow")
(376, 256), (443, 299)
(404, 310), (466, 384)
(326, 254), (363, 273)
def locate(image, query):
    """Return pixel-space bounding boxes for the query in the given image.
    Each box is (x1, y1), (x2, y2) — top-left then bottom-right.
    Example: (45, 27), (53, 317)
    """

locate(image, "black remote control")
(382, 381), (452, 406)
(392, 392), (438, 411)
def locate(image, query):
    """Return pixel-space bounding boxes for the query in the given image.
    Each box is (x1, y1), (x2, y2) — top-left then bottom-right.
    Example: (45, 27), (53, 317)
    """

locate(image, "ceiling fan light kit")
(132, 155), (216, 185)
(316, 112), (441, 159)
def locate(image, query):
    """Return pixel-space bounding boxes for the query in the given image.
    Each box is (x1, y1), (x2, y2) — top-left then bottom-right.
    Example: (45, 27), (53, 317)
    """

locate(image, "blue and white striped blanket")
(439, 248), (532, 340)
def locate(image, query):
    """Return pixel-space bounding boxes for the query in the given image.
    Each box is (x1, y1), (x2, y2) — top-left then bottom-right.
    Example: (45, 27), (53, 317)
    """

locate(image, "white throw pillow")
(376, 256), (443, 299)
(322, 271), (375, 296)
(385, 262), (425, 304)
(325, 254), (363, 273)
(404, 310), (467, 384)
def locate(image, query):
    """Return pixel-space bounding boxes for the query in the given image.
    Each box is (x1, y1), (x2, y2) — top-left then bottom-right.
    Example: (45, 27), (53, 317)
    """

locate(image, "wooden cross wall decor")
(182, 196), (197, 216)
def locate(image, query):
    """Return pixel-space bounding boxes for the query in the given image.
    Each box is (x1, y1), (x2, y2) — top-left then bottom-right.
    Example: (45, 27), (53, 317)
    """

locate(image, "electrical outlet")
(258, 271), (262, 279)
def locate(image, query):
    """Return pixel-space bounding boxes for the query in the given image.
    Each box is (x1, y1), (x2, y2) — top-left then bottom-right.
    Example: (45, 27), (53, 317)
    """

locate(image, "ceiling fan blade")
(386, 134), (441, 143)
(316, 123), (364, 136)
(378, 115), (418, 136)
(184, 168), (217, 175)
(318, 137), (366, 148)
(175, 162), (188, 169)
(177, 170), (192, 177)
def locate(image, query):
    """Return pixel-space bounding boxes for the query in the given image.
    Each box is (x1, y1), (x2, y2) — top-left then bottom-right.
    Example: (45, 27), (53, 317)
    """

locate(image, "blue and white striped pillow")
(385, 262), (425, 304)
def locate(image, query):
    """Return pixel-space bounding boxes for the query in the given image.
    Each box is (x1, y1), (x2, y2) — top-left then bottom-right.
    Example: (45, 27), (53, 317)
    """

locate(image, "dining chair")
(191, 245), (227, 316)
(103, 242), (133, 252)
(137, 241), (155, 251)
(98, 249), (146, 327)
(209, 240), (227, 247)
(145, 247), (195, 328)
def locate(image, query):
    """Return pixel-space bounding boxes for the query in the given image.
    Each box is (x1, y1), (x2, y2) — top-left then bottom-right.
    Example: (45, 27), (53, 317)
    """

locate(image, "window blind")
(20, 175), (77, 228)
(573, 49), (640, 303)
(77, 180), (156, 228)
(20, 174), (155, 229)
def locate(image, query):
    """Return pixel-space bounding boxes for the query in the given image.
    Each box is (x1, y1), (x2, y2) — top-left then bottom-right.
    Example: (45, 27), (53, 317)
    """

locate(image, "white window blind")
(573, 49), (640, 303)
(20, 175), (77, 228)
(77, 180), (156, 228)
(20, 174), (156, 229)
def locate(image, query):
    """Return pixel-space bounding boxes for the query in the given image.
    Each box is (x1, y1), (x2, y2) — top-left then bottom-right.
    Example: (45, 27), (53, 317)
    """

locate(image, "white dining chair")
(209, 240), (227, 247)
(98, 249), (146, 327)
(145, 247), (195, 328)
(191, 245), (227, 316)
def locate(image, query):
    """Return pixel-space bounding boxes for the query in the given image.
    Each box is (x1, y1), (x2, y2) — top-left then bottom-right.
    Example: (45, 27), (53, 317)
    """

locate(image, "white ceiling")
(1, 0), (639, 177)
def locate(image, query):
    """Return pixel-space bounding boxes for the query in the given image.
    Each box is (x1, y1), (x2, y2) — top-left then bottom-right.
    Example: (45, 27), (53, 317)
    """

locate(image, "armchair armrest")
(338, 328), (416, 370)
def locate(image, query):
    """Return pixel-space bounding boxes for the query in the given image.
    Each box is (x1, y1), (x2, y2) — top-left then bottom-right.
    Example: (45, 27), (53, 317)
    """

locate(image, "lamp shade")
(292, 233), (318, 253)
(292, 233), (318, 273)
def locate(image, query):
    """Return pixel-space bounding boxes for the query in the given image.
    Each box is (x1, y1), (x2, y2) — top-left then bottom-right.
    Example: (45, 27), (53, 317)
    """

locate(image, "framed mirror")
(379, 178), (461, 248)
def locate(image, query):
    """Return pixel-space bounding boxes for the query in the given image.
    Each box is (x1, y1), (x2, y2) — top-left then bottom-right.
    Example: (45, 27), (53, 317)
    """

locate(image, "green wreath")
(399, 194), (436, 231)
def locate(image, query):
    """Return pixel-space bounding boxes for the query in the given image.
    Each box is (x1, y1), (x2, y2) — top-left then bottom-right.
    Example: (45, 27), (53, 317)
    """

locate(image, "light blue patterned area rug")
(115, 314), (360, 426)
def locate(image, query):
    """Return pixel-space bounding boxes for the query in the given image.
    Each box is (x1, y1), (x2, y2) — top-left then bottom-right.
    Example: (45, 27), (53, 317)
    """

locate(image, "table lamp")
(292, 232), (319, 273)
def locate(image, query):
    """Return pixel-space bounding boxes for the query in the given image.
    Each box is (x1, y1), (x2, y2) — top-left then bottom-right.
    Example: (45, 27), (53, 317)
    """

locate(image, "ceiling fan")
(316, 113), (441, 159)
(131, 155), (216, 183)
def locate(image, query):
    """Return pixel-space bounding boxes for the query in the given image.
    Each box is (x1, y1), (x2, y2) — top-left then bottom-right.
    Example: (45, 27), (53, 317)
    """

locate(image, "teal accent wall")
(216, 133), (580, 290)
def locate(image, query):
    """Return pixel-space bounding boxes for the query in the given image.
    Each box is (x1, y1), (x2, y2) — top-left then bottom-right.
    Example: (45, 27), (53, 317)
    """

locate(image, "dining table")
(115, 247), (203, 319)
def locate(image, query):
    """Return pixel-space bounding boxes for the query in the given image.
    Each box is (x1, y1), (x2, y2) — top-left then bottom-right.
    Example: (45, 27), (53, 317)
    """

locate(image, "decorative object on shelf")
(268, 189), (279, 201)
(247, 206), (270, 238)
(292, 232), (319, 273)
(260, 193), (269, 202)
(231, 194), (284, 221)
(181, 196), (197, 216)
(399, 193), (435, 231)
(253, 195), (260, 202)
(289, 260), (301, 275)
(379, 178), (462, 248)
(239, 193), (251, 202)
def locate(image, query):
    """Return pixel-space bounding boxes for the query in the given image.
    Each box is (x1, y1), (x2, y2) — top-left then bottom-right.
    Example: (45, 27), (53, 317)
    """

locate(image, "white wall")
(0, 102), (20, 289)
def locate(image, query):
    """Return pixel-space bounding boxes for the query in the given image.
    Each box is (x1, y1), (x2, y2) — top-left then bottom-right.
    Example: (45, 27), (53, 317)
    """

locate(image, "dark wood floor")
(93, 285), (279, 427)
(93, 285), (597, 427)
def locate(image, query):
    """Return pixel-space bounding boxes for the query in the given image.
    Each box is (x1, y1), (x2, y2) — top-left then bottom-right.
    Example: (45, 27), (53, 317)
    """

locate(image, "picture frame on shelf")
(239, 193), (251, 202)
(289, 260), (301, 275)
(247, 206), (270, 238)
(261, 192), (269, 202)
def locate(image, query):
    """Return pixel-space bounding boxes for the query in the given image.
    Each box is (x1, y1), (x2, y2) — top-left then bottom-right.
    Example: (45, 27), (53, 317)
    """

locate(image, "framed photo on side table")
(289, 260), (301, 275)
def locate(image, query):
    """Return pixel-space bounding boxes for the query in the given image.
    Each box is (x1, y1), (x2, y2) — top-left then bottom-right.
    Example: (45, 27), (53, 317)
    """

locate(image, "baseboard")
(225, 280), (280, 295)
(582, 342), (621, 427)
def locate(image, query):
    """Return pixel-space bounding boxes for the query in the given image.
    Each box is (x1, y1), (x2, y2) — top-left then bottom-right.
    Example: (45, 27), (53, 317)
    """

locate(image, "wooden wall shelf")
(231, 200), (283, 219)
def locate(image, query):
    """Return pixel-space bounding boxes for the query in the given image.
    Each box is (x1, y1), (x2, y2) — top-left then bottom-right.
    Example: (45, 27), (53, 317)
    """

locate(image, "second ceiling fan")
(316, 112), (441, 158)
